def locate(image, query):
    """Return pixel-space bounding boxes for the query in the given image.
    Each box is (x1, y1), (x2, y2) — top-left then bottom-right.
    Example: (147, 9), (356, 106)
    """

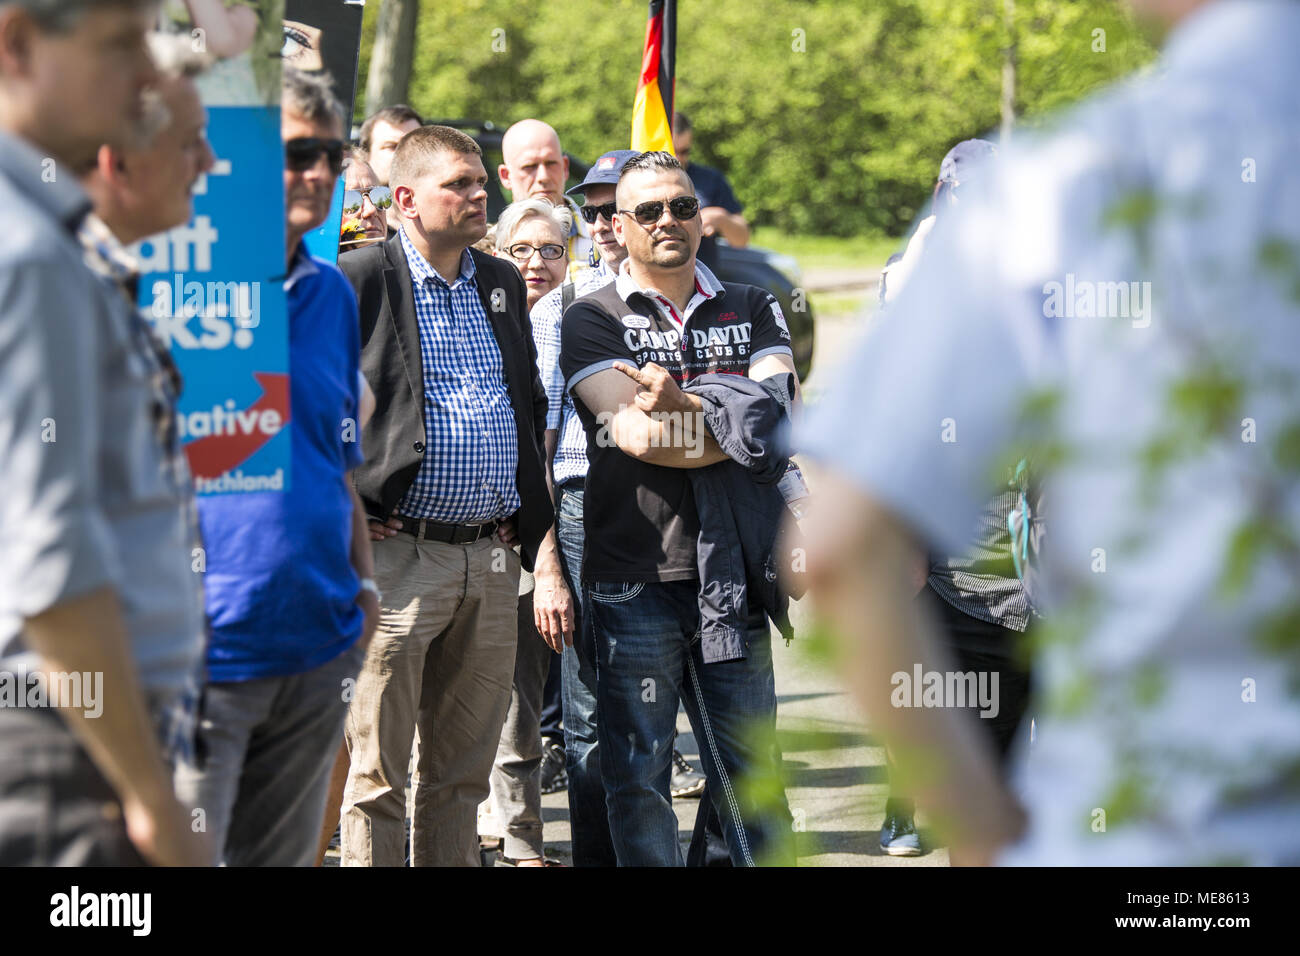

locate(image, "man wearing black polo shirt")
(560, 151), (796, 866)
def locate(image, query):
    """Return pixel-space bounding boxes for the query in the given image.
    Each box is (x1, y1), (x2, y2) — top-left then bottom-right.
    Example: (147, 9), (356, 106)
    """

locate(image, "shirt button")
(413, 441), (425, 453)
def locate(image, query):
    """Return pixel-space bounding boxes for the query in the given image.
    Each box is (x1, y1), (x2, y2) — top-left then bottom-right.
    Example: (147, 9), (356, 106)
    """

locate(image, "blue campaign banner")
(136, 105), (291, 496)
(304, 178), (344, 261)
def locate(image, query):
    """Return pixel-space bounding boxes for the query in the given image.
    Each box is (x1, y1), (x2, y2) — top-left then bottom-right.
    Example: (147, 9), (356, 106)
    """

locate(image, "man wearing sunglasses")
(559, 151), (799, 866)
(340, 152), (390, 250)
(172, 67), (377, 866)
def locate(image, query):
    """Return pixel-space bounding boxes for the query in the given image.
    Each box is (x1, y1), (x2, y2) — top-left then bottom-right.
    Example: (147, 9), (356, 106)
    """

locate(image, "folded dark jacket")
(683, 372), (797, 663)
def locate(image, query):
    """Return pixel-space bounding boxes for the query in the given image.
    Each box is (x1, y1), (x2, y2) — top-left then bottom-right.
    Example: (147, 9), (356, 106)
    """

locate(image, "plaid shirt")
(926, 487), (1032, 634)
(78, 215), (187, 467)
(78, 213), (203, 766)
(397, 229), (520, 522)
(530, 258), (614, 486)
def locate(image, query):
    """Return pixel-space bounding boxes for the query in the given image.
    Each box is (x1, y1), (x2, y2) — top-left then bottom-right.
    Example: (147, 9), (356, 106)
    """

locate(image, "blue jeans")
(555, 484), (618, 867)
(587, 578), (792, 866)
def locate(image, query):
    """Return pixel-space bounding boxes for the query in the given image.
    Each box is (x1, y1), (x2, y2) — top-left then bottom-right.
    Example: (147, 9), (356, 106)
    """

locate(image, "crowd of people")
(0, 0), (1296, 871)
(0, 0), (795, 868)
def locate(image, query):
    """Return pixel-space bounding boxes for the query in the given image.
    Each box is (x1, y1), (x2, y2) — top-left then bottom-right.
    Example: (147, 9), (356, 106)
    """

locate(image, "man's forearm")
(543, 429), (559, 499)
(533, 526), (564, 578)
(22, 587), (178, 811)
(610, 405), (728, 468)
(718, 213), (750, 247)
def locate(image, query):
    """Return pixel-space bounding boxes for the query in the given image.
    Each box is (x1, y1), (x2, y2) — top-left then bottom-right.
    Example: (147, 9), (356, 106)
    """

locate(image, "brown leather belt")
(395, 515), (499, 545)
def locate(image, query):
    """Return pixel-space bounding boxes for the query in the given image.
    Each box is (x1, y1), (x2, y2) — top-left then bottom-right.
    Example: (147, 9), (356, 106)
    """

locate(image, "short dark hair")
(672, 111), (692, 134)
(283, 66), (344, 135)
(616, 150), (692, 206)
(359, 105), (422, 153)
(0, 0), (155, 33)
(388, 124), (481, 192)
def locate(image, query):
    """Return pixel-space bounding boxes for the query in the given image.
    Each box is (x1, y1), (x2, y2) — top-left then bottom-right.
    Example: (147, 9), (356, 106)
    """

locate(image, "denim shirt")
(683, 373), (797, 663)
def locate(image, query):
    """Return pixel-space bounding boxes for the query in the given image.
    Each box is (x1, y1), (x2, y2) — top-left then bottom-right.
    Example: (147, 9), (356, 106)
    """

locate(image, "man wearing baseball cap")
(881, 139), (996, 305)
(528, 149), (642, 865)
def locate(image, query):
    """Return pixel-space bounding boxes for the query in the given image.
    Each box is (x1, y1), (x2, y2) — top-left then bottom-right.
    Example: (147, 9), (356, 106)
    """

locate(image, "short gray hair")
(494, 198), (572, 254)
(0, 0), (157, 33)
(282, 66), (344, 135)
(128, 33), (210, 146)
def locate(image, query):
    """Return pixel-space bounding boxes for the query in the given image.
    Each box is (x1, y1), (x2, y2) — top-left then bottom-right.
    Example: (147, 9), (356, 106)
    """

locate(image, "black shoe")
(879, 811), (922, 856)
(539, 739), (568, 794)
(670, 749), (707, 798)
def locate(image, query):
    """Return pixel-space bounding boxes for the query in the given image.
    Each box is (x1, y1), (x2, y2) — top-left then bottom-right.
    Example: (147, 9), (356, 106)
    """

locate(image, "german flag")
(631, 0), (676, 154)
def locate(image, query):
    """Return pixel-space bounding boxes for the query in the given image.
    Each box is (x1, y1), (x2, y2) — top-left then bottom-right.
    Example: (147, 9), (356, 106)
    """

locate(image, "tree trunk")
(1000, 0), (1017, 142)
(365, 0), (418, 114)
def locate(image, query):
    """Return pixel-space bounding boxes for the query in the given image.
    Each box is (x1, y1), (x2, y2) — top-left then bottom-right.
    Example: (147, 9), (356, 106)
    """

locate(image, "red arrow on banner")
(183, 372), (291, 480)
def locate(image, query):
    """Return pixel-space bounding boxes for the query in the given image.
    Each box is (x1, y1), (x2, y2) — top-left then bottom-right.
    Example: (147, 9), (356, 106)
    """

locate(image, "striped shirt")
(530, 258), (613, 486)
(396, 229), (520, 522)
(926, 487), (1031, 635)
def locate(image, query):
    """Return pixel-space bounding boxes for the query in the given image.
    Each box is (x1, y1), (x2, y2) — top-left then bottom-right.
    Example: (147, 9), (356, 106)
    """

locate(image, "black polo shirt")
(560, 264), (792, 583)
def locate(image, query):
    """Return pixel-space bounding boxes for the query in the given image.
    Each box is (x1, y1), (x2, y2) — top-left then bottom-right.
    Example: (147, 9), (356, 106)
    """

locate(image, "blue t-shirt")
(199, 247), (366, 682)
(686, 162), (743, 214)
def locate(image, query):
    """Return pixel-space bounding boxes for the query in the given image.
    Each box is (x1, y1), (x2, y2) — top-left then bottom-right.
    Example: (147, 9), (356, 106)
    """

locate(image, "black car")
(430, 120), (814, 381)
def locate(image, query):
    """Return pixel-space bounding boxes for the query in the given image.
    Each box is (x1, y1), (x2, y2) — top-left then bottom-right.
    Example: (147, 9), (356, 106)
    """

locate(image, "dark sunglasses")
(343, 185), (393, 214)
(619, 196), (700, 226)
(285, 137), (345, 176)
(506, 242), (566, 262)
(579, 200), (618, 225)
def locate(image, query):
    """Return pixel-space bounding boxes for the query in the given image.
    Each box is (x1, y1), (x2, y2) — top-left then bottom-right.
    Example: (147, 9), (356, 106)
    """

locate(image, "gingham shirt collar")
(401, 227), (476, 289)
(78, 213), (141, 286)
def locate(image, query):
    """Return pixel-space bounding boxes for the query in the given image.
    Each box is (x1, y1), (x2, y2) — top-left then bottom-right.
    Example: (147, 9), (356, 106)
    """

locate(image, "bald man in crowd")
(499, 119), (592, 275)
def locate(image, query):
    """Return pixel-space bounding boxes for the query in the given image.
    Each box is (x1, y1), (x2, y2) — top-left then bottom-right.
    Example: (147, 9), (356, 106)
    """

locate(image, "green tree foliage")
(357, 0), (1155, 236)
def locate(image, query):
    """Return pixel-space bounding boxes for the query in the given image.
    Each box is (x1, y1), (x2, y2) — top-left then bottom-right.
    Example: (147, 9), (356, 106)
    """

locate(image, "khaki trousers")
(341, 532), (519, 866)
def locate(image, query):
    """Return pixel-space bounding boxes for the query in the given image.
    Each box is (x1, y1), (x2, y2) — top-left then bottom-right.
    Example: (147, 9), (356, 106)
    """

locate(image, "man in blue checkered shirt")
(338, 125), (553, 867)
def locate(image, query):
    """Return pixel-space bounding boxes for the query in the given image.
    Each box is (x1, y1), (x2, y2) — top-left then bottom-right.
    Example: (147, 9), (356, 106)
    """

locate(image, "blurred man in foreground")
(801, 0), (1300, 865)
(0, 0), (207, 867)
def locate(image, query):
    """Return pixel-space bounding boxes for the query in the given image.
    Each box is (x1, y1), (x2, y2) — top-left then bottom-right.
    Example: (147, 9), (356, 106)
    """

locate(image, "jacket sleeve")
(338, 247), (381, 347)
(511, 268), (548, 447)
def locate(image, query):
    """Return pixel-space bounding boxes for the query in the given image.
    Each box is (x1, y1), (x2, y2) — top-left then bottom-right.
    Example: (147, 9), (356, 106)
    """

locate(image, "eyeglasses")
(579, 201), (618, 225)
(618, 196), (700, 226)
(285, 137), (345, 177)
(344, 185), (393, 214)
(506, 242), (566, 262)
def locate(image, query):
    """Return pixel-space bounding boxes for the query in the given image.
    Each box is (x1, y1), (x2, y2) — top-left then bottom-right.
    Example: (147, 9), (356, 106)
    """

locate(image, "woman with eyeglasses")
(479, 196), (575, 865)
(493, 198), (572, 312)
